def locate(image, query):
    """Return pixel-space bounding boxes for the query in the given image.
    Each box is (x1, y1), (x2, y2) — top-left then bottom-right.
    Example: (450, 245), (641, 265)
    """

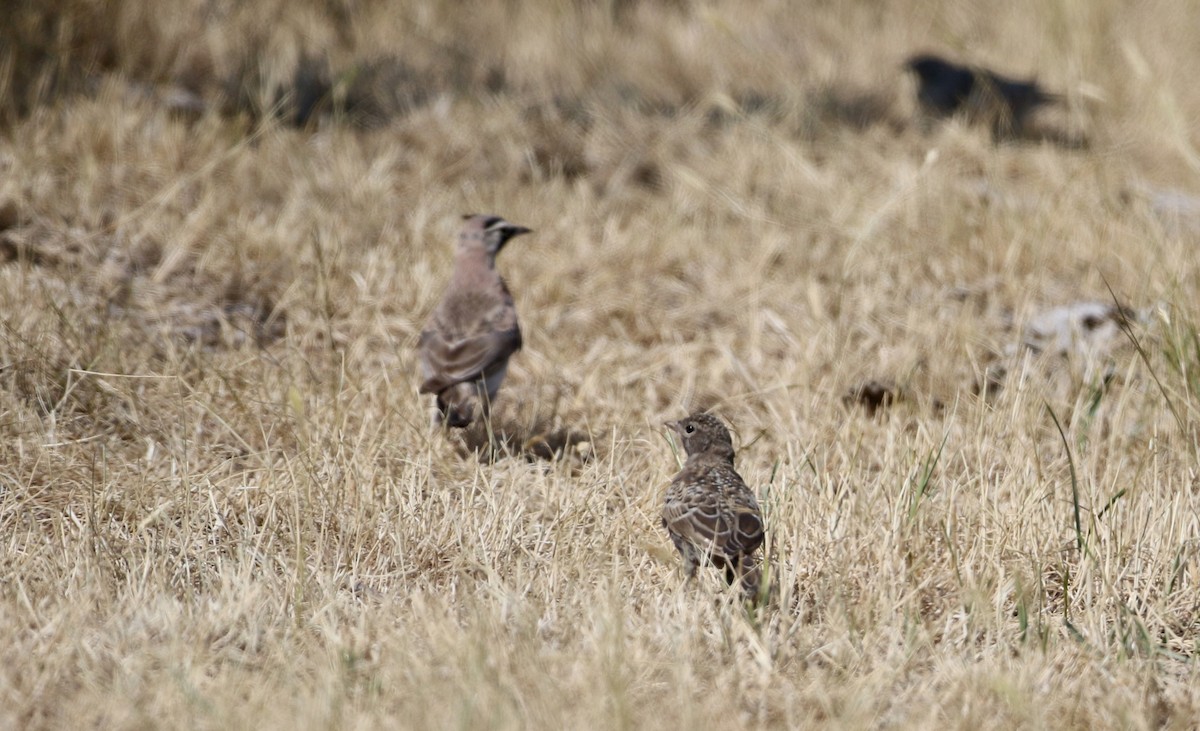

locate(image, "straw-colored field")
(3, 1), (1200, 728)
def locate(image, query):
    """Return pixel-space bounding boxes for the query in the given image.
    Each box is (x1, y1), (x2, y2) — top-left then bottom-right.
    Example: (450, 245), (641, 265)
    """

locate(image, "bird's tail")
(1033, 88), (1063, 107)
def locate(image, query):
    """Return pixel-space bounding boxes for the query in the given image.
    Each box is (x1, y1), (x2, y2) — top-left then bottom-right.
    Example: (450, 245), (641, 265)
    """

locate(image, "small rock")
(0, 199), (20, 232)
(1022, 301), (1138, 357)
(843, 379), (900, 416)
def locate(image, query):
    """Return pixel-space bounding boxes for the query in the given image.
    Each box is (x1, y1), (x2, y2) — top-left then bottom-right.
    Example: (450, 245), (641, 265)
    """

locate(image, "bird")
(903, 53), (1060, 138)
(418, 214), (531, 429)
(661, 412), (765, 600)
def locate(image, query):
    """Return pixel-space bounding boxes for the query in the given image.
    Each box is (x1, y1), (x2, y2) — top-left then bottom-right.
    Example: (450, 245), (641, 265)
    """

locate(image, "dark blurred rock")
(0, 199), (20, 232)
(843, 379), (900, 415)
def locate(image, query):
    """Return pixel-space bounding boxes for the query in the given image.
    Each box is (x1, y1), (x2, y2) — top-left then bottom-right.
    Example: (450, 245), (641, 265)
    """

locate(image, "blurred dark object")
(904, 53), (1060, 139)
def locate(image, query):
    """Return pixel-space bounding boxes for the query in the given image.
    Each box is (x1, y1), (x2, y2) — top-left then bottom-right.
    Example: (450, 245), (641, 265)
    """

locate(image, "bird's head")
(903, 54), (954, 81)
(459, 214), (532, 258)
(666, 412), (735, 461)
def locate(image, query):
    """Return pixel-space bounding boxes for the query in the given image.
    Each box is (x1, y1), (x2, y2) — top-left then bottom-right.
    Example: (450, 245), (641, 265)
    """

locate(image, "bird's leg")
(738, 556), (763, 602)
(724, 561), (738, 587)
(430, 394), (456, 431)
(678, 542), (700, 581)
(475, 384), (503, 462)
(915, 111), (935, 135)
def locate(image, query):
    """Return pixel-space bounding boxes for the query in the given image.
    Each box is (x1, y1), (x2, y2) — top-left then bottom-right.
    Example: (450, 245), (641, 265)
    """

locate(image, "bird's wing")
(663, 489), (731, 553)
(980, 70), (1058, 108)
(1000, 77), (1058, 107)
(664, 465), (766, 559)
(726, 497), (765, 556)
(662, 465), (739, 550)
(419, 320), (522, 394)
(917, 66), (975, 113)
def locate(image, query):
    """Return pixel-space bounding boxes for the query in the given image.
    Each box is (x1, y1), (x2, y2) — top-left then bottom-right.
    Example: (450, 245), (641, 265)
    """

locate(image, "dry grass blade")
(1045, 402), (1084, 554)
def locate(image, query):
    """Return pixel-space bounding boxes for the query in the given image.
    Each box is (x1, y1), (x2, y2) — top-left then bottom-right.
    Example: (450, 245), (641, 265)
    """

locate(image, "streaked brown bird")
(662, 412), (765, 599)
(419, 214), (531, 428)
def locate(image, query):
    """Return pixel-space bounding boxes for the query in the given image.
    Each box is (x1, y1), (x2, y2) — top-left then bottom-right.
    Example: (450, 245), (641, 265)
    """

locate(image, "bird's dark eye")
(685, 424), (695, 434)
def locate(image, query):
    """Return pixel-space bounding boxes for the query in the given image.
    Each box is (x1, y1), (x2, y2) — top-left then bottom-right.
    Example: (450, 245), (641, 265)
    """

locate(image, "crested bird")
(662, 412), (765, 600)
(904, 53), (1060, 138)
(419, 214), (531, 429)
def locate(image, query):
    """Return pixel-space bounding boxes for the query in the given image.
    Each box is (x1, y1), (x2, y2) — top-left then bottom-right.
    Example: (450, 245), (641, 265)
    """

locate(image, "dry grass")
(3, 0), (1200, 728)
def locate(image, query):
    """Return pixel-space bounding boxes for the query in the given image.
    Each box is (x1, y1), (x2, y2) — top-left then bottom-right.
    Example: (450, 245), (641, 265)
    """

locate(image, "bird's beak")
(664, 420), (681, 435)
(494, 224), (532, 253)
